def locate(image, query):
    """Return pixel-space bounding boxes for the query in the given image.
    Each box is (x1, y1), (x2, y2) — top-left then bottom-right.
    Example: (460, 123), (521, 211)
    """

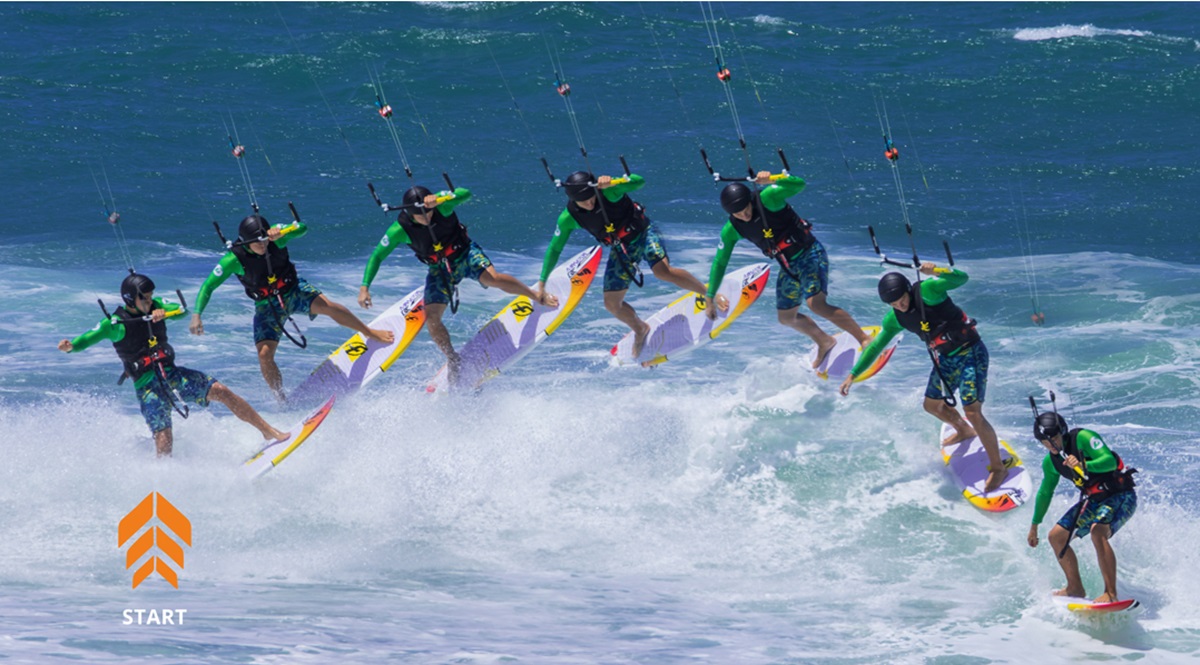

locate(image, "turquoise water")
(1, 3), (1198, 663)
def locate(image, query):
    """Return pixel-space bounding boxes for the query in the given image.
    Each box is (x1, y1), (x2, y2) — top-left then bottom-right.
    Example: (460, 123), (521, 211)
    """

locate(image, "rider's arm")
(539, 210), (581, 283)
(602, 173), (646, 202)
(155, 296), (185, 318)
(67, 315), (125, 352)
(193, 252), (243, 315)
(848, 309), (902, 377)
(1031, 454), (1063, 525)
(272, 221), (309, 248)
(1076, 429), (1118, 474)
(435, 187), (472, 216)
(362, 221), (412, 288)
(918, 268), (969, 306)
(759, 174), (806, 212)
(705, 222), (743, 299)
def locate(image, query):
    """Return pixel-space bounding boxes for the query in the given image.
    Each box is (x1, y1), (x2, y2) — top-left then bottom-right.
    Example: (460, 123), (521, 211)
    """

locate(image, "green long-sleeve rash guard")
(1030, 429), (1119, 525)
(361, 188), (472, 288)
(538, 175), (646, 283)
(66, 297), (184, 389)
(704, 175), (807, 299)
(193, 222), (309, 315)
(848, 268), (970, 378)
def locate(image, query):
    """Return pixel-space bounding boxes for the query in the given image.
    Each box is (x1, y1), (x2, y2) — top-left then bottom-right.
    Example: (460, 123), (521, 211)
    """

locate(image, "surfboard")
(242, 394), (336, 479)
(290, 287), (425, 405)
(809, 325), (901, 382)
(425, 245), (603, 393)
(1053, 595), (1141, 614)
(940, 423), (1034, 512)
(610, 262), (771, 367)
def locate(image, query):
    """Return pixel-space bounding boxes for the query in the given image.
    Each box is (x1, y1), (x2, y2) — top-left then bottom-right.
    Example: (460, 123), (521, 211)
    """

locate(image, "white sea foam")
(1013, 24), (1152, 42)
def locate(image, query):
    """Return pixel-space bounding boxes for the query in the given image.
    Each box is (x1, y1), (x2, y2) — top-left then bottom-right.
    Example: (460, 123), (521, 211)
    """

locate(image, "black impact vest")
(399, 209), (470, 265)
(892, 282), (981, 354)
(111, 306), (175, 382)
(567, 194), (648, 246)
(232, 242), (298, 301)
(729, 199), (814, 260)
(1050, 428), (1137, 501)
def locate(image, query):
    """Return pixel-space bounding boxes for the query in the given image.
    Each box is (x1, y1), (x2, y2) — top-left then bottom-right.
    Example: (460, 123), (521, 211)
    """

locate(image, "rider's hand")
(838, 374), (855, 397)
(58, 339), (74, 353)
(1026, 525), (1040, 548)
(358, 286), (373, 309)
(703, 296), (718, 320)
(189, 313), (204, 336)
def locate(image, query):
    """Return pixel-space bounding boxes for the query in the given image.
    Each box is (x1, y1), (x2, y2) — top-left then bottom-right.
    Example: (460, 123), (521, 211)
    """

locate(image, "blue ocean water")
(2, 2), (1199, 663)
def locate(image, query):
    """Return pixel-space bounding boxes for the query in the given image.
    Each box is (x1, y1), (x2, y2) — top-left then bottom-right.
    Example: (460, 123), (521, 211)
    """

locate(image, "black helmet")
(877, 272), (912, 304)
(1033, 412), (1069, 442)
(120, 273), (156, 307)
(719, 182), (754, 215)
(563, 171), (596, 202)
(238, 214), (270, 242)
(402, 185), (433, 209)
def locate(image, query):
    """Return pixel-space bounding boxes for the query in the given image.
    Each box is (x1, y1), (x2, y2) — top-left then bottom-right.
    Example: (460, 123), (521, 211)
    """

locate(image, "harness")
(231, 240), (308, 349)
(399, 209), (471, 313)
(893, 283), (980, 355)
(107, 303), (189, 419)
(569, 197), (649, 288)
(730, 201), (813, 280)
(1053, 430), (1139, 502)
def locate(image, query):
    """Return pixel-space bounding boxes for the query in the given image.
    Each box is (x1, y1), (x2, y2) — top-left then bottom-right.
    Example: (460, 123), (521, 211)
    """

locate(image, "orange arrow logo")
(118, 493), (191, 589)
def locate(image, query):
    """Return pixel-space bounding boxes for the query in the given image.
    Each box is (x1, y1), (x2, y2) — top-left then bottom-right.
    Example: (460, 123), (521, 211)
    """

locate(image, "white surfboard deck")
(610, 262), (771, 367)
(290, 287), (425, 405)
(241, 394), (336, 479)
(426, 245), (602, 394)
(940, 423), (1034, 513)
(808, 325), (901, 382)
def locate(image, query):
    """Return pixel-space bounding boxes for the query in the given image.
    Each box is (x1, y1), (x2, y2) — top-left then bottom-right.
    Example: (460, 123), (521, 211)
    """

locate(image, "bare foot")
(941, 427), (977, 447)
(265, 430), (290, 443)
(367, 328), (395, 344)
(811, 335), (837, 369)
(1094, 592), (1119, 604)
(631, 321), (651, 359)
(984, 465), (1010, 493)
(1054, 586), (1086, 598)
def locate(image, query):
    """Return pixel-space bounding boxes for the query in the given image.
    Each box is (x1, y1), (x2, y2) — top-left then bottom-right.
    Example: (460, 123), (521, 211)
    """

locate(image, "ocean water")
(2, 2), (1199, 663)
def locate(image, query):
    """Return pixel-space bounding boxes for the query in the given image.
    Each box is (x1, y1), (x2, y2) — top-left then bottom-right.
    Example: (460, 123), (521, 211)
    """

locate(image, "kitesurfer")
(534, 171), (726, 358)
(191, 214), (393, 402)
(59, 273), (286, 456)
(705, 171), (870, 367)
(1026, 411), (1138, 604)
(839, 263), (1008, 492)
(358, 185), (557, 383)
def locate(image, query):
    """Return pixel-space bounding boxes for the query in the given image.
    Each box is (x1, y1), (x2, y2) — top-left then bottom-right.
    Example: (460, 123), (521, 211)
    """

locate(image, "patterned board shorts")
(924, 340), (989, 405)
(603, 222), (668, 293)
(135, 365), (216, 433)
(775, 240), (829, 310)
(424, 241), (494, 306)
(253, 278), (322, 343)
(1057, 490), (1137, 539)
